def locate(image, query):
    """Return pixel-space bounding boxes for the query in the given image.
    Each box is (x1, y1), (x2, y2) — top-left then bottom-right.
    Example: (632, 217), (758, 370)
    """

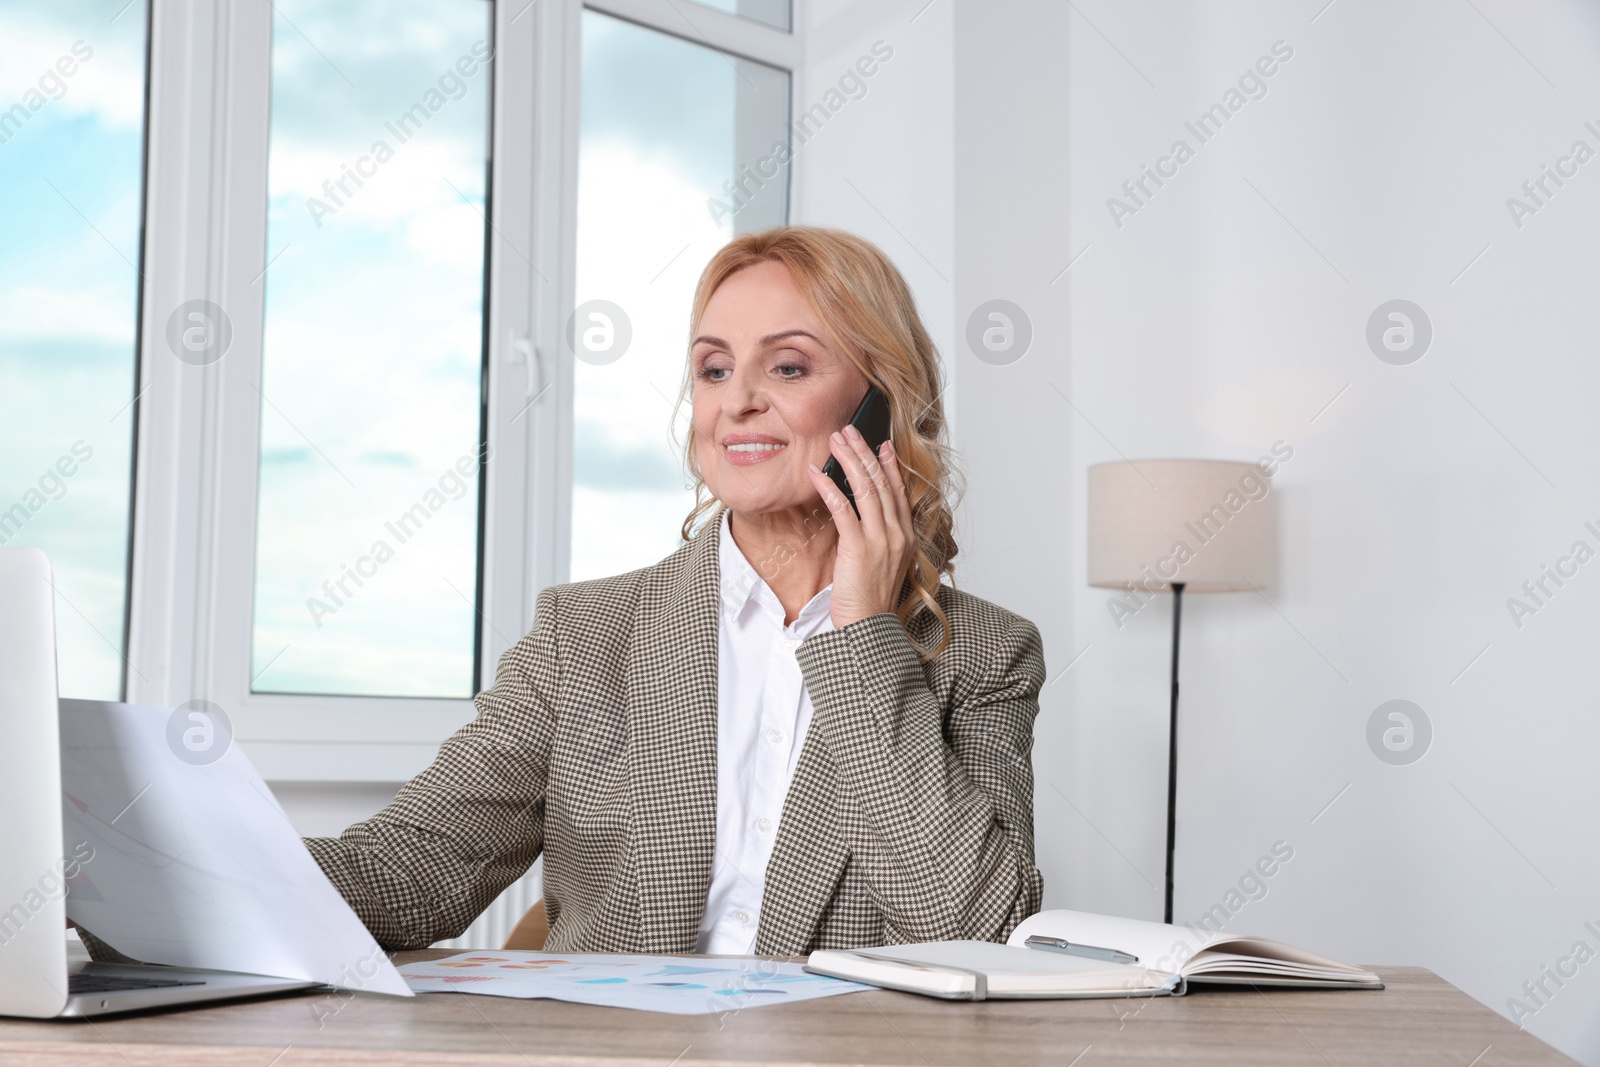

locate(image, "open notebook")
(804, 909), (1383, 1001)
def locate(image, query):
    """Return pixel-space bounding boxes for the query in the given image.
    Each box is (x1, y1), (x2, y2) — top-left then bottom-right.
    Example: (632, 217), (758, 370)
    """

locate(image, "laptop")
(0, 547), (405, 1017)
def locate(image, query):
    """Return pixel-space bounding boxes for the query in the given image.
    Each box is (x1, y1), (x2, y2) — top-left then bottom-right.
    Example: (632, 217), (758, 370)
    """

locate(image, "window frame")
(124, 0), (802, 781)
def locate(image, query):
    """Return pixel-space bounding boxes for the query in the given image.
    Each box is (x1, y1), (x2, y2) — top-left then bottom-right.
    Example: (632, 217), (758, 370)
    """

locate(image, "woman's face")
(690, 260), (869, 517)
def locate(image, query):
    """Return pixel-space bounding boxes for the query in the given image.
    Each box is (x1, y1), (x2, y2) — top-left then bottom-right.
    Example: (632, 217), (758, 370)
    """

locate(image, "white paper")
(58, 699), (411, 997)
(1008, 909), (1378, 984)
(1008, 909), (1217, 973)
(399, 951), (871, 1014)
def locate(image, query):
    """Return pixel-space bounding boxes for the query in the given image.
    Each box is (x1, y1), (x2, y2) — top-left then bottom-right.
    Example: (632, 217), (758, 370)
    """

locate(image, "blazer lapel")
(755, 726), (852, 955)
(624, 519), (721, 952)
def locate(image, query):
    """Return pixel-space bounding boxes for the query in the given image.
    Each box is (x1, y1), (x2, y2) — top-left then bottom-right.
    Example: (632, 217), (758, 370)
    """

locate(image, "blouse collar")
(716, 508), (832, 629)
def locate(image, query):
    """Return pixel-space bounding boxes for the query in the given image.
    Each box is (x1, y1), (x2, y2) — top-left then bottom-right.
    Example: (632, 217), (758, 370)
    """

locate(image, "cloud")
(0, 5), (147, 130)
(264, 0), (491, 156)
(0, 285), (137, 343)
(574, 418), (687, 492)
(573, 139), (733, 459)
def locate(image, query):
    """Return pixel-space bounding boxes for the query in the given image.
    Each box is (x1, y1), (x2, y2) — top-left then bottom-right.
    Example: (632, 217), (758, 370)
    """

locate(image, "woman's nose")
(723, 365), (767, 415)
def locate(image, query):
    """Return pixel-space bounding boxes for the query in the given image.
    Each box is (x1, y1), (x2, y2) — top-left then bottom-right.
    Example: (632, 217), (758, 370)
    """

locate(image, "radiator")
(431, 859), (543, 951)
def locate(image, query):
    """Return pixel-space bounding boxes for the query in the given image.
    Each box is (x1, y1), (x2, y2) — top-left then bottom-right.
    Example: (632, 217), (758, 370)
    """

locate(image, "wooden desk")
(0, 950), (1577, 1066)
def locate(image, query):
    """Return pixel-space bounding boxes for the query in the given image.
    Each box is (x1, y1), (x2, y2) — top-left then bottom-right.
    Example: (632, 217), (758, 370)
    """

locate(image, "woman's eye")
(698, 364), (730, 381)
(775, 364), (804, 378)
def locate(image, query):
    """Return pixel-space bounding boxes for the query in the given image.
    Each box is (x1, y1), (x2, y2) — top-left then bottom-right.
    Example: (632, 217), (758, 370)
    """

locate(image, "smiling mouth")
(723, 440), (787, 466)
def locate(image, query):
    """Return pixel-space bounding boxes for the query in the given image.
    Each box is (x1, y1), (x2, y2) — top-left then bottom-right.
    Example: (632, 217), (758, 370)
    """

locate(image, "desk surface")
(0, 951), (1577, 1066)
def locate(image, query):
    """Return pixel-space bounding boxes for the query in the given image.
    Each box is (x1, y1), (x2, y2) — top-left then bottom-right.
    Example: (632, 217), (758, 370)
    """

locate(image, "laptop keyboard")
(70, 974), (207, 994)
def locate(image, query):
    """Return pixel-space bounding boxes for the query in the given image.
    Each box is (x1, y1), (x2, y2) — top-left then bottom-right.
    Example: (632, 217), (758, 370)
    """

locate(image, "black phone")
(821, 384), (892, 515)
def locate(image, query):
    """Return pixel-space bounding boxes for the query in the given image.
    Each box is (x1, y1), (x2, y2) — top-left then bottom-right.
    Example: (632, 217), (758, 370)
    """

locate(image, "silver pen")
(1024, 935), (1139, 965)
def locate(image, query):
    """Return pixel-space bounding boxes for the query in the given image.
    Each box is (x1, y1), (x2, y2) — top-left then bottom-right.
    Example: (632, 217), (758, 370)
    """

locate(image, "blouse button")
(756, 817), (773, 834)
(766, 728), (784, 744)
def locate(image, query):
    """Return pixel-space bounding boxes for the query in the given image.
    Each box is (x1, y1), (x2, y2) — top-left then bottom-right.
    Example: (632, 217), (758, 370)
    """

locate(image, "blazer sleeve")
(793, 608), (1045, 944)
(302, 587), (562, 949)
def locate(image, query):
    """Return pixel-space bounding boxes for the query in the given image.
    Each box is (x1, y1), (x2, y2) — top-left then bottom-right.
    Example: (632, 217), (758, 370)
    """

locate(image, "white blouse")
(693, 509), (835, 954)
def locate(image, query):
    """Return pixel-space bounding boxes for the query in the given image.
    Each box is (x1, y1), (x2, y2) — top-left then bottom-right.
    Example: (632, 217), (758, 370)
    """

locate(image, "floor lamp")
(1086, 460), (1275, 924)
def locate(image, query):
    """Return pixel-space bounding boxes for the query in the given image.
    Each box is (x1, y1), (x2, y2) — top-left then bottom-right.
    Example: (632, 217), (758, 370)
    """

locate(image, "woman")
(306, 227), (1047, 955)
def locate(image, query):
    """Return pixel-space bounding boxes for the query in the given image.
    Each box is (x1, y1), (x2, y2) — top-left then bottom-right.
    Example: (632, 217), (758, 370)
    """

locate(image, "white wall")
(926, 1), (1600, 1063)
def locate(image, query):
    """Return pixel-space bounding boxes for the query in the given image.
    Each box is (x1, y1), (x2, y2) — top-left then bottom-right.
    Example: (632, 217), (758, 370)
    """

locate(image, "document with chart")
(399, 951), (870, 1014)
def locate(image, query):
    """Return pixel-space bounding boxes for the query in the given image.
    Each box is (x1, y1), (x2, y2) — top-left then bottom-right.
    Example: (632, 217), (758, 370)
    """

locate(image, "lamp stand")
(1164, 581), (1185, 925)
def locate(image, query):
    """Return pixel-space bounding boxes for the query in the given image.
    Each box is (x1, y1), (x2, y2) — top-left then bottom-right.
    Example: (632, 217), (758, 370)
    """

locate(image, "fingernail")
(807, 463), (821, 474)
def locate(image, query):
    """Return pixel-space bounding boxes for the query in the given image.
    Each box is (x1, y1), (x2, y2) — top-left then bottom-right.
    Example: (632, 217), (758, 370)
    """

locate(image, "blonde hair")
(674, 226), (962, 661)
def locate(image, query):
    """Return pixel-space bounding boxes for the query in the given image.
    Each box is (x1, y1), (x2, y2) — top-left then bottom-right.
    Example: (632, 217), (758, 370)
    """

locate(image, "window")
(12, 0), (801, 774)
(570, 8), (790, 580)
(0, 1), (147, 699)
(689, 0), (791, 32)
(250, 0), (493, 699)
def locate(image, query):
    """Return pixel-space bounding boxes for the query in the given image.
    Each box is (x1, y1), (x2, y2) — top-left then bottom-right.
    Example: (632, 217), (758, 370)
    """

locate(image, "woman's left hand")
(806, 425), (916, 629)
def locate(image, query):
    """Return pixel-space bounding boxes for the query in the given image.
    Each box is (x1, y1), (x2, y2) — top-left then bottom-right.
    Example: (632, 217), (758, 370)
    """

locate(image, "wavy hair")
(673, 226), (962, 661)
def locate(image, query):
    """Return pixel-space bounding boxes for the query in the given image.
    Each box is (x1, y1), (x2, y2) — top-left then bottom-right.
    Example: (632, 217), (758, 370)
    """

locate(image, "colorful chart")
(397, 951), (869, 1015)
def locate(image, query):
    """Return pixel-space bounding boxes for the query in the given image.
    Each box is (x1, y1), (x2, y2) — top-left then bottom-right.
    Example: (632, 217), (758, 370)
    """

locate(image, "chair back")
(502, 899), (548, 950)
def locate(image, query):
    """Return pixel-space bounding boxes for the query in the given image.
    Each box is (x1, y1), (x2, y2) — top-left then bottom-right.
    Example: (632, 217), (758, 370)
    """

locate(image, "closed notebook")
(805, 909), (1383, 1001)
(804, 939), (1183, 1001)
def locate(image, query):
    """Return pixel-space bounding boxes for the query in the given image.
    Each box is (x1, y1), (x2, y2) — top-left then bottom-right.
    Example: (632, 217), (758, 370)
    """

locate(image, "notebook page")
(1011, 912), (1379, 984)
(1186, 938), (1379, 980)
(1008, 909), (1229, 974)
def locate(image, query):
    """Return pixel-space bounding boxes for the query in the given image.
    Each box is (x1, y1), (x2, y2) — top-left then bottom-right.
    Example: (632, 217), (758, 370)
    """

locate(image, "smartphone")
(821, 384), (892, 515)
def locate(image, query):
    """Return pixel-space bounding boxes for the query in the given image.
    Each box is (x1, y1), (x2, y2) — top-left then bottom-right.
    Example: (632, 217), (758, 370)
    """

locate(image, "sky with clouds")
(249, 0), (494, 699)
(0, 0), (146, 700)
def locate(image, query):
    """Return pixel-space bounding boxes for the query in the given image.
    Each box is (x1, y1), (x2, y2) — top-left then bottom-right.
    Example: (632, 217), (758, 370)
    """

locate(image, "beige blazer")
(306, 516), (1047, 954)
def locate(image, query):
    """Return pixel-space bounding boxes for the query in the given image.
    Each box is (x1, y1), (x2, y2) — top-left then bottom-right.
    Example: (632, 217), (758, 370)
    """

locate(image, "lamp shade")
(1087, 459), (1276, 593)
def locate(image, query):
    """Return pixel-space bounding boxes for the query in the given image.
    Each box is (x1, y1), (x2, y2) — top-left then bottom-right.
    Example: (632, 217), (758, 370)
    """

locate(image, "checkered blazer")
(305, 516), (1047, 954)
